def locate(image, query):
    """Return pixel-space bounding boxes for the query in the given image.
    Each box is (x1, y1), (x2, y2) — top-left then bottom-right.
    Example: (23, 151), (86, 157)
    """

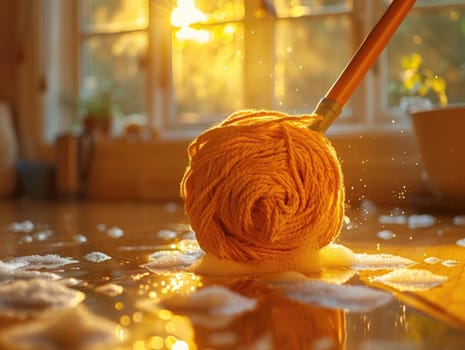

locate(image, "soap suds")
(376, 230), (395, 240)
(0, 305), (120, 350)
(7, 220), (35, 233)
(456, 238), (465, 247)
(424, 257), (441, 264)
(269, 279), (393, 312)
(4, 254), (78, 270)
(352, 253), (415, 271)
(106, 226), (124, 239)
(378, 215), (407, 225)
(0, 279), (85, 318)
(372, 268), (447, 292)
(142, 249), (204, 272)
(94, 283), (124, 297)
(156, 229), (178, 240)
(161, 286), (257, 315)
(407, 214), (436, 229)
(83, 252), (112, 263)
(453, 215), (465, 226)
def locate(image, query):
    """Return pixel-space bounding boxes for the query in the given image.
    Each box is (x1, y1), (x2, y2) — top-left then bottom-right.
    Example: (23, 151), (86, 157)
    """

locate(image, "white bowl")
(410, 104), (465, 199)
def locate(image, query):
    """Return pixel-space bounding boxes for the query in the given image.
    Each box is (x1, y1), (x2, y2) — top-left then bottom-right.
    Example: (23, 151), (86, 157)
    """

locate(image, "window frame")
(17, 0), (463, 202)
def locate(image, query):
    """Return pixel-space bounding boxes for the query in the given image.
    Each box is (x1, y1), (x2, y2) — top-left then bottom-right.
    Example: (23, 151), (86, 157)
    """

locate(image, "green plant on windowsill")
(395, 52), (448, 109)
(78, 87), (120, 136)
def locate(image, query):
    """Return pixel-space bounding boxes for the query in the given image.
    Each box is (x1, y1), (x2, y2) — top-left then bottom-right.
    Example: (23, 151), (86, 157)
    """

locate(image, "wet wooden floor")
(0, 199), (465, 349)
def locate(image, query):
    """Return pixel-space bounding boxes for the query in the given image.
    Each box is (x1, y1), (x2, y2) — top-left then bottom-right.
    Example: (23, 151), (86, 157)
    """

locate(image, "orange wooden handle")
(313, 0), (416, 132)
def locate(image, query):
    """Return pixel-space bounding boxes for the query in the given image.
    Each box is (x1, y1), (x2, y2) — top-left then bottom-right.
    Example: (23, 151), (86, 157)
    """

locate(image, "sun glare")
(171, 0), (211, 43)
(171, 0), (207, 27)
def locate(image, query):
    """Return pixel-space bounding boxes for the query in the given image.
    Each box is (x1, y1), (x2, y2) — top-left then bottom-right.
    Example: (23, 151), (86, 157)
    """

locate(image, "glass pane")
(270, 0), (351, 18)
(81, 32), (147, 118)
(172, 23), (245, 123)
(274, 15), (351, 113)
(387, 6), (465, 109)
(171, 0), (244, 26)
(81, 0), (148, 33)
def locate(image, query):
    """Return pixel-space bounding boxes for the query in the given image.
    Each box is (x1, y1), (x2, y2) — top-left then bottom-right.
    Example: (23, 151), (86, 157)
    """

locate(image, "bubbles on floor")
(0, 304), (120, 350)
(142, 248), (204, 272)
(376, 230), (396, 240)
(73, 234), (88, 244)
(453, 215), (465, 226)
(423, 256), (460, 267)
(352, 253), (415, 271)
(0, 278), (85, 319)
(424, 256), (442, 264)
(95, 283), (124, 297)
(372, 268), (447, 292)
(407, 214), (436, 229)
(156, 229), (178, 240)
(161, 286), (257, 317)
(7, 220), (35, 233)
(4, 254), (78, 270)
(269, 279), (393, 312)
(378, 214), (407, 225)
(106, 226), (124, 239)
(83, 251), (112, 263)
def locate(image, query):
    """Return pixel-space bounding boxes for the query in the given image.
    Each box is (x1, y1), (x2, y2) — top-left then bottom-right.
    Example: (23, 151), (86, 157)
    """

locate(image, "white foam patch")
(441, 259), (460, 267)
(5, 254), (79, 270)
(378, 215), (407, 225)
(453, 215), (465, 226)
(0, 266), (61, 284)
(407, 214), (436, 229)
(156, 229), (177, 240)
(142, 249), (204, 271)
(0, 305), (120, 349)
(95, 283), (124, 297)
(456, 238), (465, 247)
(376, 230), (395, 240)
(83, 252), (112, 263)
(424, 256), (441, 264)
(372, 268), (447, 292)
(33, 230), (54, 241)
(106, 226), (124, 239)
(0, 279), (85, 318)
(352, 253), (415, 271)
(7, 220), (35, 233)
(269, 279), (393, 312)
(161, 286), (257, 316)
(73, 234), (88, 244)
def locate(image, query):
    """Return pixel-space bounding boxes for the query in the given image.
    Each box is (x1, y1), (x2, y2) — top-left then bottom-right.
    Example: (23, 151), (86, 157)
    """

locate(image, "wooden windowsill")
(72, 129), (427, 205)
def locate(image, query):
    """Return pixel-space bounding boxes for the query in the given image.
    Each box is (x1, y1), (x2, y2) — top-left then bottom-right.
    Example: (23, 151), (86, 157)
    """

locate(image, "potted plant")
(394, 52), (448, 111)
(79, 87), (119, 136)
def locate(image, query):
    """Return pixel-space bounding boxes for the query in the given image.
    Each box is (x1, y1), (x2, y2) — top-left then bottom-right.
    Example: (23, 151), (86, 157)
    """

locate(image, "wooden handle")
(312, 0), (416, 132)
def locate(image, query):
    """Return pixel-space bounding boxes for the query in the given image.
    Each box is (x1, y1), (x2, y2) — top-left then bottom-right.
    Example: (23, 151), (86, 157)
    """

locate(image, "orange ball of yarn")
(180, 110), (345, 262)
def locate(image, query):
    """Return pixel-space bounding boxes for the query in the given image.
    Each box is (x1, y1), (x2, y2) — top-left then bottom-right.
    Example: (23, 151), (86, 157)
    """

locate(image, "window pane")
(172, 23), (245, 123)
(81, 32), (147, 117)
(387, 6), (465, 109)
(270, 0), (350, 18)
(81, 0), (148, 33)
(274, 15), (351, 113)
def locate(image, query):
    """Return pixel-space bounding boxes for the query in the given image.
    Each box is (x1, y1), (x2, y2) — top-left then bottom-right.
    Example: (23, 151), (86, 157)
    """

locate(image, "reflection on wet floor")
(1, 199), (465, 349)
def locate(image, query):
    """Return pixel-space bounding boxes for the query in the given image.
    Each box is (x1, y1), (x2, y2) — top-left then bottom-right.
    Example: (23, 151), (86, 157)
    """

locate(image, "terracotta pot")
(410, 104), (465, 199)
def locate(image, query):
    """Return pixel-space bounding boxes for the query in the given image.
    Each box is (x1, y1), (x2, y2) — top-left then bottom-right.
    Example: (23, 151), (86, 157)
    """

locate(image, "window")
(42, 0), (465, 141)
